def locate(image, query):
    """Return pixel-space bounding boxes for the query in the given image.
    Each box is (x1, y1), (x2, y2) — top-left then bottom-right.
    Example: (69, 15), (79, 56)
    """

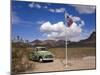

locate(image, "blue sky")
(12, 1), (96, 42)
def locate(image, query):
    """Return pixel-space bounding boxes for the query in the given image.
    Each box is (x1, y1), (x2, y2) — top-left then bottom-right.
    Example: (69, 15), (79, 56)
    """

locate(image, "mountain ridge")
(30, 31), (96, 48)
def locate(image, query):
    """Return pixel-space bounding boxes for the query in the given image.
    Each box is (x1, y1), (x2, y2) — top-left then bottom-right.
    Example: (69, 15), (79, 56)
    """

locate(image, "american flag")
(65, 12), (73, 27)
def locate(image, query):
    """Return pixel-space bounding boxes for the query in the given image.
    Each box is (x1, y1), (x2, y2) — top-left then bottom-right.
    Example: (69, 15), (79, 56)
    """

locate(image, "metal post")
(64, 11), (68, 68)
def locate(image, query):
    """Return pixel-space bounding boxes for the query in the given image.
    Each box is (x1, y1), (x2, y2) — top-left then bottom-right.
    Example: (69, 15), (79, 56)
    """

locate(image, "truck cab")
(30, 47), (54, 62)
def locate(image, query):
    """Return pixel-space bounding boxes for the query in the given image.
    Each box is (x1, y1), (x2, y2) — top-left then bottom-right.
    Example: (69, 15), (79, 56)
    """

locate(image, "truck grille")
(45, 55), (53, 58)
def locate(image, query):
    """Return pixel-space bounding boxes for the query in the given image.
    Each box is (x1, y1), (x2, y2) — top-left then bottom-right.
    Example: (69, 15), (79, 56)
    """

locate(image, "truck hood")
(37, 51), (53, 56)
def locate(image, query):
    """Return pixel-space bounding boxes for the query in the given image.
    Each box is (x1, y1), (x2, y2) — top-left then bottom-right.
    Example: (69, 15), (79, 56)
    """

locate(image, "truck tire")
(39, 57), (43, 62)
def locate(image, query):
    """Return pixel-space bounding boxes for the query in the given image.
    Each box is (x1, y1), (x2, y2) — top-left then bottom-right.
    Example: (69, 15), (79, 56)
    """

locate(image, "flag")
(65, 12), (73, 27)
(67, 16), (73, 27)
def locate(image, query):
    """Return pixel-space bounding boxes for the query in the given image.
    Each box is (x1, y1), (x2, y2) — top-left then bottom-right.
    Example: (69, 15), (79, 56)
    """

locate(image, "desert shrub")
(11, 48), (35, 74)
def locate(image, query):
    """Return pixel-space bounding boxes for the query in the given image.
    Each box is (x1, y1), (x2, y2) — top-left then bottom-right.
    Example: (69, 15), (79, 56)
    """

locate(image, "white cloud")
(49, 8), (65, 13)
(29, 3), (41, 9)
(72, 5), (96, 14)
(29, 3), (34, 8)
(79, 20), (85, 27)
(40, 19), (85, 42)
(40, 21), (65, 32)
(29, 3), (65, 13)
(71, 16), (85, 27)
(49, 9), (55, 12)
(35, 4), (41, 8)
(72, 16), (81, 22)
(55, 8), (65, 13)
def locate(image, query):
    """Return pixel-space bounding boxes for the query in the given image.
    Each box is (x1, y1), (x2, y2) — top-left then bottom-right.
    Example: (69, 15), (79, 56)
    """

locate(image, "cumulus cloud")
(40, 17), (85, 42)
(72, 5), (96, 14)
(40, 21), (65, 32)
(49, 8), (65, 13)
(71, 16), (85, 27)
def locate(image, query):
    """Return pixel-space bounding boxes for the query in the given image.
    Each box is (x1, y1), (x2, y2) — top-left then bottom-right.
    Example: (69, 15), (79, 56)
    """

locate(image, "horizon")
(12, 31), (95, 43)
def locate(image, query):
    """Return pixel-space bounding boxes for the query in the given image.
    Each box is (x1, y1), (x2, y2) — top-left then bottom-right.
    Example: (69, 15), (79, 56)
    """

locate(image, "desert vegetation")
(11, 43), (35, 74)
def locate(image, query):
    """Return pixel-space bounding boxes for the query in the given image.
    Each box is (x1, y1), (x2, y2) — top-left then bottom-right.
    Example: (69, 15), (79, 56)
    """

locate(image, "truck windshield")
(40, 48), (47, 51)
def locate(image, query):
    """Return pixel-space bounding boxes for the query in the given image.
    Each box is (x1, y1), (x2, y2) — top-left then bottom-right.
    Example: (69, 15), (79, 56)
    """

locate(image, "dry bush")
(12, 48), (35, 74)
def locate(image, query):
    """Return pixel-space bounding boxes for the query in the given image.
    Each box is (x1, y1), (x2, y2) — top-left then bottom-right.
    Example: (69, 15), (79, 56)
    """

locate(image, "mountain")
(81, 32), (96, 43)
(30, 32), (96, 48)
(68, 32), (96, 47)
(30, 39), (57, 47)
(31, 39), (41, 43)
(43, 40), (57, 47)
(30, 39), (42, 46)
(56, 40), (65, 47)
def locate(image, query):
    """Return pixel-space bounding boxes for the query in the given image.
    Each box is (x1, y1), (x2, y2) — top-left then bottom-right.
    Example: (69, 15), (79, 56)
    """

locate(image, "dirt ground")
(25, 56), (96, 73)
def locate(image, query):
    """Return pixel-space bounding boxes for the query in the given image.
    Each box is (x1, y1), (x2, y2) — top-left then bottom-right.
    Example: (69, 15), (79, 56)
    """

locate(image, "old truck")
(29, 47), (54, 62)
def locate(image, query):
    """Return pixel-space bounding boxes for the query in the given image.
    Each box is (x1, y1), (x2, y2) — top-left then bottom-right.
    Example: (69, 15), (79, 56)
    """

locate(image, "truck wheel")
(39, 57), (43, 62)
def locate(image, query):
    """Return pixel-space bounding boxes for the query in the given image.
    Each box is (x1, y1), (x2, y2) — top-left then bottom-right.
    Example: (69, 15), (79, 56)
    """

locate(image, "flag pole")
(64, 11), (68, 68)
